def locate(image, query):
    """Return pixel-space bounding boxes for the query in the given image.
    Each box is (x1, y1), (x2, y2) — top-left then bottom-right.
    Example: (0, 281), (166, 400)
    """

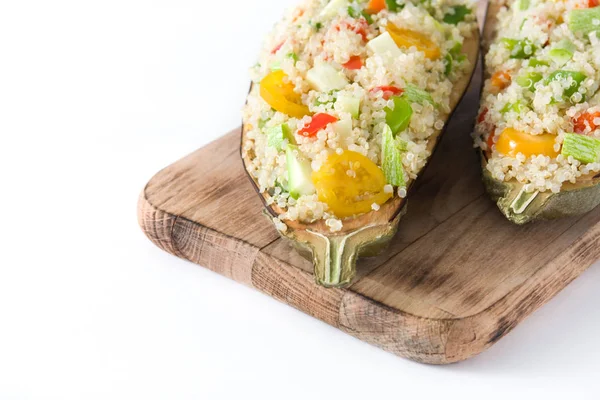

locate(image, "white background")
(1, 0), (599, 399)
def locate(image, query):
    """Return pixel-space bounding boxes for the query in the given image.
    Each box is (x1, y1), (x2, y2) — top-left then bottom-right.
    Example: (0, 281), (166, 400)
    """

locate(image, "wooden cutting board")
(138, 53), (600, 366)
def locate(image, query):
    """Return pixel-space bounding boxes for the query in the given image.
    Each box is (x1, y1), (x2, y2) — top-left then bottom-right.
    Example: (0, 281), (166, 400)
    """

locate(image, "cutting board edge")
(137, 182), (590, 365)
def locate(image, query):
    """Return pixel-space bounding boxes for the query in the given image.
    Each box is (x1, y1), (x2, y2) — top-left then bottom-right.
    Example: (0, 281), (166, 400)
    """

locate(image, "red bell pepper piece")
(298, 113), (339, 137)
(573, 111), (600, 133)
(342, 56), (363, 70)
(371, 86), (404, 100)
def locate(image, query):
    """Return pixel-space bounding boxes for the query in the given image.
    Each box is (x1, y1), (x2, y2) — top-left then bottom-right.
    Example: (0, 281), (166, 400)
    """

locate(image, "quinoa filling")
(476, 0), (600, 194)
(242, 0), (476, 231)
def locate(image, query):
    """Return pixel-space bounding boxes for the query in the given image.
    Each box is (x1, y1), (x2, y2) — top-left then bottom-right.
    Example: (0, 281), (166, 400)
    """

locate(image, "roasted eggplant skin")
(483, 165), (600, 225)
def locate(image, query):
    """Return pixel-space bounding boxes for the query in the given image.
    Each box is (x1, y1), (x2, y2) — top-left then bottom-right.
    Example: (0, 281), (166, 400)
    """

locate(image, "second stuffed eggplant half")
(477, 0), (600, 224)
(242, 0), (479, 287)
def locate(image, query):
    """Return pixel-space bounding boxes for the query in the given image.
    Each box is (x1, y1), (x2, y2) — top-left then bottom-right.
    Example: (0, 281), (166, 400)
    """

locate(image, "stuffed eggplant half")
(477, 0), (600, 224)
(242, 0), (479, 287)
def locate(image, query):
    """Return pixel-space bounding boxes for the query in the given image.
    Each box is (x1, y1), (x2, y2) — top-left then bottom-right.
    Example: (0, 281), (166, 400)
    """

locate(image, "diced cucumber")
(361, 10), (374, 24)
(333, 115), (353, 144)
(443, 54), (453, 76)
(545, 70), (587, 102)
(402, 84), (436, 106)
(561, 133), (600, 163)
(443, 5), (471, 25)
(549, 40), (575, 66)
(307, 61), (349, 92)
(381, 124), (406, 187)
(516, 71), (543, 91)
(367, 32), (403, 58)
(266, 123), (294, 150)
(569, 7), (600, 37)
(286, 145), (316, 199)
(501, 38), (537, 59)
(335, 94), (361, 118)
(320, 0), (349, 20)
(385, 96), (413, 135)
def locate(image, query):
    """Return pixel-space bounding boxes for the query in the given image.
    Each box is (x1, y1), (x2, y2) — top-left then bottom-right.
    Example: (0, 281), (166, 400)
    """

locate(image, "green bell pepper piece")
(385, 96), (413, 136)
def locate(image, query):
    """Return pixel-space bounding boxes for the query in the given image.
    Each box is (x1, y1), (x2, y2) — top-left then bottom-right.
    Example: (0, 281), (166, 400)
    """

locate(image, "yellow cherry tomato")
(387, 23), (441, 60)
(260, 70), (310, 119)
(312, 151), (392, 219)
(496, 128), (560, 158)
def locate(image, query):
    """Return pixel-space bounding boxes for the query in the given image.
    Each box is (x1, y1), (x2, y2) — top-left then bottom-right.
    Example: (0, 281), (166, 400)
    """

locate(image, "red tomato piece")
(335, 19), (369, 41)
(298, 113), (339, 137)
(573, 111), (600, 133)
(342, 56), (363, 70)
(371, 86), (404, 100)
(271, 41), (285, 54)
(478, 107), (488, 124)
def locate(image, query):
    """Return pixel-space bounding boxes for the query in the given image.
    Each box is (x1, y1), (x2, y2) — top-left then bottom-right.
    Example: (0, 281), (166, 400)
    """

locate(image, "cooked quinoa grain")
(243, 0), (476, 229)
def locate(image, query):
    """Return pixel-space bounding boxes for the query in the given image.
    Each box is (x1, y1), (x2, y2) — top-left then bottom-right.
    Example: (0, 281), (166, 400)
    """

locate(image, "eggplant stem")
(307, 230), (359, 287)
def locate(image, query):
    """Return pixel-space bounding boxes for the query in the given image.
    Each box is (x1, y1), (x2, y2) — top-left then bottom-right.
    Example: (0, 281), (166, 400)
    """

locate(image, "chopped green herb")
(361, 10), (374, 24)
(347, 6), (358, 18)
(402, 84), (436, 107)
(385, 0), (400, 12)
(519, 18), (528, 30)
(443, 5), (471, 25)
(443, 54), (453, 76)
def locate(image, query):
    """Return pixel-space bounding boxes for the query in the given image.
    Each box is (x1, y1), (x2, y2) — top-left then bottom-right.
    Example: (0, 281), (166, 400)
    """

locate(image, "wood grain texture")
(137, 6), (600, 362)
(137, 107), (600, 364)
